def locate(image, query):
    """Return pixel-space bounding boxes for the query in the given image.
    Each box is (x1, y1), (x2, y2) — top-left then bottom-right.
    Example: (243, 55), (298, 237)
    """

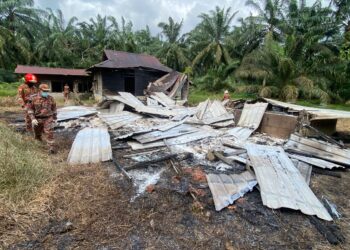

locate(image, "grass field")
(188, 88), (350, 111)
(0, 82), (20, 97)
(188, 88), (256, 105)
(0, 123), (56, 203)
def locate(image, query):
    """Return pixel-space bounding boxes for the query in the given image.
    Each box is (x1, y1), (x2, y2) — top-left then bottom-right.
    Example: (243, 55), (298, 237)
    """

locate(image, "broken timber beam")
(303, 124), (345, 148)
(112, 156), (132, 181)
(125, 153), (192, 171)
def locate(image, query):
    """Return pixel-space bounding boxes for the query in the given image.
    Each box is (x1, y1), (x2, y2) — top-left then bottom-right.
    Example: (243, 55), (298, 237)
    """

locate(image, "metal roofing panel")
(15, 65), (88, 76)
(207, 171), (257, 211)
(237, 102), (268, 129)
(150, 92), (176, 108)
(91, 50), (172, 72)
(68, 127), (112, 165)
(265, 98), (350, 120)
(285, 134), (350, 166)
(128, 129), (217, 150)
(226, 127), (255, 141)
(246, 144), (332, 221)
(135, 106), (177, 117)
(133, 124), (198, 143)
(118, 92), (145, 107)
(291, 159), (312, 185)
(99, 111), (142, 129)
(289, 154), (345, 169)
(57, 106), (97, 121)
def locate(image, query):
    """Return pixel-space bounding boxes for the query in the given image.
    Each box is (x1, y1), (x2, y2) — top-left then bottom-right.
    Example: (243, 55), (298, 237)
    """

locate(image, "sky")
(34, 0), (329, 34)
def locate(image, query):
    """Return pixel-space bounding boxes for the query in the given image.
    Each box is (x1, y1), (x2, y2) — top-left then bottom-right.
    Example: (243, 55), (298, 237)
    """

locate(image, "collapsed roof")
(88, 50), (172, 73)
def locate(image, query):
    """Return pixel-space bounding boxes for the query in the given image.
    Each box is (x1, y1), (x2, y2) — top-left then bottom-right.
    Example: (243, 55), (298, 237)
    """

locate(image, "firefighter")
(63, 83), (70, 103)
(223, 90), (230, 101)
(17, 73), (39, 131)
(28, 84), (57, 153)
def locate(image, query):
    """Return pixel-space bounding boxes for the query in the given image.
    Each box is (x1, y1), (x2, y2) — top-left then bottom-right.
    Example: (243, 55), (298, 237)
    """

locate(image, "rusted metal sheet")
(99, 112), (142, 129)
(289, 154), (345, 169)
(90, 50), (171, 72)
(226, 127), (255, 141)
(57, 106), (97, 121)
(237, 102), (268, 129)
(206, 171), (257, 211)
(133, 124), (198, 144)
(15, 65), (88, 76)
(285, 134), (350, 166)
(265, 98), (350, 120)
(246, 144), (332, 221)
(68, 127), (112, 165)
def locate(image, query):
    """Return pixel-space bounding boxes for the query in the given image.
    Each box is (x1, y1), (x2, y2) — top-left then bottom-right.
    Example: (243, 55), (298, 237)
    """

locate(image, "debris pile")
(146, 71), (190, 100)
(61, 91), (350, 244)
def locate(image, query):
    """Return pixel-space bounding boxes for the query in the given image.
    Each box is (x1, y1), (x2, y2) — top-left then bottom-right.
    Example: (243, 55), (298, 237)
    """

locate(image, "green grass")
(0, 123), (55, 203)
(188, 88), (256, 105)
(296, 100), (350, 111)
(188, 88), (350, 111)
(0, 82), (20, 97)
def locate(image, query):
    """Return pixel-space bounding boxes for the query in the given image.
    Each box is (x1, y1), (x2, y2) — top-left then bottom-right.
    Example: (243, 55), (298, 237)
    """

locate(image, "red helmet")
(24, 73), (38, 84)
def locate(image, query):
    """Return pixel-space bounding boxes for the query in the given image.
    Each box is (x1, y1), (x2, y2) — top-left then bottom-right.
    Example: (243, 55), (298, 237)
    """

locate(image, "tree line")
(0, 0), (349, 103)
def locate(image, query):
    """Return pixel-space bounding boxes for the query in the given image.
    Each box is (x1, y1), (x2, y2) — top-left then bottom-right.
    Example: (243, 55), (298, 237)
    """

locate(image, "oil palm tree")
(245, 0), (284, 40)
(157, 17), (189, 71)
(35, 9), (79, 67)
(191, 6), (237, 69)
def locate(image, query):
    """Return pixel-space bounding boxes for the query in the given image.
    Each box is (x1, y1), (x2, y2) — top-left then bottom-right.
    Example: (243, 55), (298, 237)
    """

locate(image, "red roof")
(89, 50), (171, 72)
(15, 65), (89, 76)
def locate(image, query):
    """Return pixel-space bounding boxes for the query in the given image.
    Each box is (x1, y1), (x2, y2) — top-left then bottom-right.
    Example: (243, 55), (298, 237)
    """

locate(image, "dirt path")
(0, 109), (349, 249)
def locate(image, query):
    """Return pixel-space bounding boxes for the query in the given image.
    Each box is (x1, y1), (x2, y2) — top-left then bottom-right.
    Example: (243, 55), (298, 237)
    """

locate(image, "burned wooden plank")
(125, 153), (192, 171)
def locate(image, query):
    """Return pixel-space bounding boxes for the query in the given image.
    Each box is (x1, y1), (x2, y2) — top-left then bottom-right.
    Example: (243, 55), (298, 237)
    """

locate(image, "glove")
(32, 119), (38, 127)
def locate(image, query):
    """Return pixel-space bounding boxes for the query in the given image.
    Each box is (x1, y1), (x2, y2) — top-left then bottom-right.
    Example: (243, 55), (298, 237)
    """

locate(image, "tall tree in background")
(0, 0), (45, 68)
(35, 9), (79, 67)
(245, 0), (284, 40)
(158, 17), (189, 71)
(191, 6), (237, 70)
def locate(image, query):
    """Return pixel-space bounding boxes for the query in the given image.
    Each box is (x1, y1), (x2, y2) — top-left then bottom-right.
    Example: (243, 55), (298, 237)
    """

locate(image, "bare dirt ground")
(0, 108), (349, 250)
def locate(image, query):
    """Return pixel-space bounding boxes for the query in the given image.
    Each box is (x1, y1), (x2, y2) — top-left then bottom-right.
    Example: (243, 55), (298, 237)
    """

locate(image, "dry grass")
(0, 96), (18, 107)
(0, 123), (58, 203)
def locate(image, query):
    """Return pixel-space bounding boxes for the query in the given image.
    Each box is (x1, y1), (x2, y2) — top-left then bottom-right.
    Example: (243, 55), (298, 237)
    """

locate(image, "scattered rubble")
(58, 91), (350, 231)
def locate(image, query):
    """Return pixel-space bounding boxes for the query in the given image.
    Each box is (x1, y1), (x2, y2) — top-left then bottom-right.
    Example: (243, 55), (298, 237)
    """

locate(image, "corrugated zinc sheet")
(15, 65), (88, 76)
(207, 171), (257, 211)
(246, 144), (332, 221)
(133, 124), (198, 143)
(291, 159), (312, 185)
(118, 92), (145, 107)
(289, 154), (345, 169)
(99, 112), (142, 129)
(285, 134), (350, 166)
(150, 92), (176, 108)
(191, 100), (234, 125)
(237, 102), (268, 129)
(128, 129), (218, 150)
(68, 128), (112, 165)
(265, 98), (350, 120)
(136, 105), (176, 117)
(226, 127), (255, 141)
(57, 106), (97, 121)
